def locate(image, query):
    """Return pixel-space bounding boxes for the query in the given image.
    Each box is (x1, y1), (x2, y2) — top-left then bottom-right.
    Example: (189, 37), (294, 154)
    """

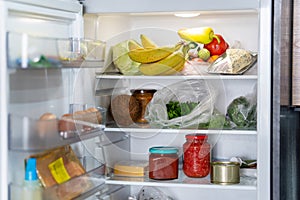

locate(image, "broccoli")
(226, 96), (257, 129)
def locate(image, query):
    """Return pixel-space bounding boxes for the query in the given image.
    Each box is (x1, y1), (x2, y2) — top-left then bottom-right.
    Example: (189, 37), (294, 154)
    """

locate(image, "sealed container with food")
(211, 161), (240, 185)
(131, 89), (156, 124)
(149, 146), (179, 180)
(183, 134), (210, 178)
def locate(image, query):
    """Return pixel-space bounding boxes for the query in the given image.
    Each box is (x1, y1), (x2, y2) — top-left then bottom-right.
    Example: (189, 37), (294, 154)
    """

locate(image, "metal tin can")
(210, 161), (240, 185)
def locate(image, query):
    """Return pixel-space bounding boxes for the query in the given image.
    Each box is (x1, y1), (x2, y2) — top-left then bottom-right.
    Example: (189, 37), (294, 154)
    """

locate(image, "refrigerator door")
(293, 0), (300, 106)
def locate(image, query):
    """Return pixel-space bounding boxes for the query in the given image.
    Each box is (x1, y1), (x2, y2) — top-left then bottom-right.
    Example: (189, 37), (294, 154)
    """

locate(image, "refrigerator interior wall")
(84, 11), (258, 50)
(88, 11), (260, 200)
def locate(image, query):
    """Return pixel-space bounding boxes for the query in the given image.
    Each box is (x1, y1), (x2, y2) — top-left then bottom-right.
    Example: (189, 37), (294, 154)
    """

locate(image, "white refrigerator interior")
(0, 0), (272, 199)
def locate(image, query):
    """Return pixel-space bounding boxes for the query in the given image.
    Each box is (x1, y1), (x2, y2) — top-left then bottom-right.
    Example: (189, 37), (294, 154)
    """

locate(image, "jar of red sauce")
(149, 146), (179, 180)
(183, 134), (210, 178)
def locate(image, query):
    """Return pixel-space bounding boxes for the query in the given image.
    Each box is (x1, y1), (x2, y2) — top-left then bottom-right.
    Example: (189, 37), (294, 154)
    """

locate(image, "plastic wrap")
(145, 79), (216, 129)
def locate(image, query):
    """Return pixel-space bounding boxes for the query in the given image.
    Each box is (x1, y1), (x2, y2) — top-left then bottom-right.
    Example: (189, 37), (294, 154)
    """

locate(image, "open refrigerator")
(0, 0), (273, 199)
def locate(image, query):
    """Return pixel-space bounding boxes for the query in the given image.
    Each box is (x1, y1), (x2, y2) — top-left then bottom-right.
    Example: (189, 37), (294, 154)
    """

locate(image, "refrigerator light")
(174, 13), (200, 18)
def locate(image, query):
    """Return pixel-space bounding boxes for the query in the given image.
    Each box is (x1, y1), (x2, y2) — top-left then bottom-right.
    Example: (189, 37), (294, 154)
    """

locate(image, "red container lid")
(185, 134), (208, 140)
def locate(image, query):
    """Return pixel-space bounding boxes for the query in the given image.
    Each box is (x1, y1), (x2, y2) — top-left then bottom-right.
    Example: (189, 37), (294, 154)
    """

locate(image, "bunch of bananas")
(128, 34), (185, 75)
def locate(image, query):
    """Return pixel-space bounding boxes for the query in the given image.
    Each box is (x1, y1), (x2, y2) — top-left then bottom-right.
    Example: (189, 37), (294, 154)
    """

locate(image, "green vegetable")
(198, 48), (211, 61)
(198, 109), (231, 129)
(29, 55), (52, 68)
(188, 42), (198, 49)
(112, 40), (141, 75)
(166, 101), (198, 120)
(226, 96), (257, 129)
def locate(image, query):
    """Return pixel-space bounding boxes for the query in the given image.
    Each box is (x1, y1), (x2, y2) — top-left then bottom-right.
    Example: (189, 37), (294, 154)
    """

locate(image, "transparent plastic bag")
(145, 79), (216, 129)
(137, 186), (173, 200)
(226, 85), (257, 129)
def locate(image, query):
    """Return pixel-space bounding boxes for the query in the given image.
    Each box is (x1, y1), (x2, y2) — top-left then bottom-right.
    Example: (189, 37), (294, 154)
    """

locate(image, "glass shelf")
(105, 127), (257, 135)
(105, 170), (257, 191)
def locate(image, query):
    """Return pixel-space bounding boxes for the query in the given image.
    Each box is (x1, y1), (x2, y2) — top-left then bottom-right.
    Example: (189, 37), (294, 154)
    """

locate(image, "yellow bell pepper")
(177, 27), (220, 44)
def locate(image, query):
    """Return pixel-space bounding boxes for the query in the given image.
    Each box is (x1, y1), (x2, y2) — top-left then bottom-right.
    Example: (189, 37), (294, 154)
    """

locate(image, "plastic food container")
(149, 146), (179, 180)
(211, 161), (240, 185)
(183, 134), (210, 177)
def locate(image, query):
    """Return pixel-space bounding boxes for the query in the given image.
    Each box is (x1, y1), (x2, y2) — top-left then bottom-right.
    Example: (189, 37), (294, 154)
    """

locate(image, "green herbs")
(166, 101), (198, 120)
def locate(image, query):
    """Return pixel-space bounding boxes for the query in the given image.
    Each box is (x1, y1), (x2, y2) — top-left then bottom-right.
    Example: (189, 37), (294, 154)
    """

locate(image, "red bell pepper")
(204, 34), (229, 56)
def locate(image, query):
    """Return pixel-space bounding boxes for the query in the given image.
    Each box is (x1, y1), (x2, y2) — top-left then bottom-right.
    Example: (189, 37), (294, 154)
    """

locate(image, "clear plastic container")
(149, 146), (179, 180)
(183, 134), (210, 178)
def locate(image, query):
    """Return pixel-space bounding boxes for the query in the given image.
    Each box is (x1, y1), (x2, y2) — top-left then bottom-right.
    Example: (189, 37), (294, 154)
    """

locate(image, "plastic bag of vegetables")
(226, 86), (257, 129)
(145, 79), (216, 129)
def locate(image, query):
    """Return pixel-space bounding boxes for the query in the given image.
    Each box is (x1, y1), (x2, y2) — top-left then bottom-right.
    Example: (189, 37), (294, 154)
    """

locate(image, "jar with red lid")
(149, 146), (179, 180)
(183, 134), (210, 178)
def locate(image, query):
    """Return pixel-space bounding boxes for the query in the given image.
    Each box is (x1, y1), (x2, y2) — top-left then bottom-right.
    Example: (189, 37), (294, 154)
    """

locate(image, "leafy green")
(226, 96), (257, 129)
(166, 101), (198, 120)
(198, 109), (231, 129)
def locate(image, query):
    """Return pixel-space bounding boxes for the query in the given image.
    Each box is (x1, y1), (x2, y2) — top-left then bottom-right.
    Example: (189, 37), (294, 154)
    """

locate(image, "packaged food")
(149, 146), (179, 180)
(207, 48), (257, 74)
(29, 145), (86, 188)
(183, 134), (210, 178)
(113, 160), (148, 177)
(211, 161), (240, 185)
(110, 94), (141, 127)
(58, 106), (104, 132)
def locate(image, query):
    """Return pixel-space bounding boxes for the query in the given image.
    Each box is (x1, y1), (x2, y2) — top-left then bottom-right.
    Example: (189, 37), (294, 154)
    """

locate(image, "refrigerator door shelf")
(9, 164), (106, 200)
(8, 111), (106, 151)
(7, 32), (106, 69)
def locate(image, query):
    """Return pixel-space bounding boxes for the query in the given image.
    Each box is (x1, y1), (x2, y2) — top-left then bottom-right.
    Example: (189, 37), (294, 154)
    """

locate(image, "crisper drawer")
(8, 104), (106, 151)
(6, 32), (106, 70)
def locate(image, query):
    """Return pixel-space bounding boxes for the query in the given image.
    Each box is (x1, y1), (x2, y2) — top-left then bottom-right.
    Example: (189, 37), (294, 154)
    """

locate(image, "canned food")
(210, 161), (240, 185)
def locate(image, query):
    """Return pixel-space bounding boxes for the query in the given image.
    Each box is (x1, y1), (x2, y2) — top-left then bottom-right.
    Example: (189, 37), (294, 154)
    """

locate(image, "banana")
(160, 59), (185, 75)
(128, 43), (182, 64)
(139, 51), (185, 75)
(128, 40), (143, 51)
(140, 34), (158, 48)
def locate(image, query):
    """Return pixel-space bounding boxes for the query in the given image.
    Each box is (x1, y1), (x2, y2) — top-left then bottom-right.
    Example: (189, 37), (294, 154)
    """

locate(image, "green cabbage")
(112, 40), (141, 75)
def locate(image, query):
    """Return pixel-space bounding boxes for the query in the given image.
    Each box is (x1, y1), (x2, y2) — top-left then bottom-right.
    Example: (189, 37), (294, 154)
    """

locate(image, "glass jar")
(149, 146), (179, 180)
(183, 134), (210, 178)
(130, 89), (156, 124)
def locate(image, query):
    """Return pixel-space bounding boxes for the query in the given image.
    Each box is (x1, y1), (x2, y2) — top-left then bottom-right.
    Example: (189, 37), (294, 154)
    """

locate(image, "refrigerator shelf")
(95, 73), (258, 80)
(105, 127), (257, 135)
(9, 165), (107, 200)
(105, 170), (256, 191)
(7, 32), (106, 70)
(8, 105), (107, 151)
